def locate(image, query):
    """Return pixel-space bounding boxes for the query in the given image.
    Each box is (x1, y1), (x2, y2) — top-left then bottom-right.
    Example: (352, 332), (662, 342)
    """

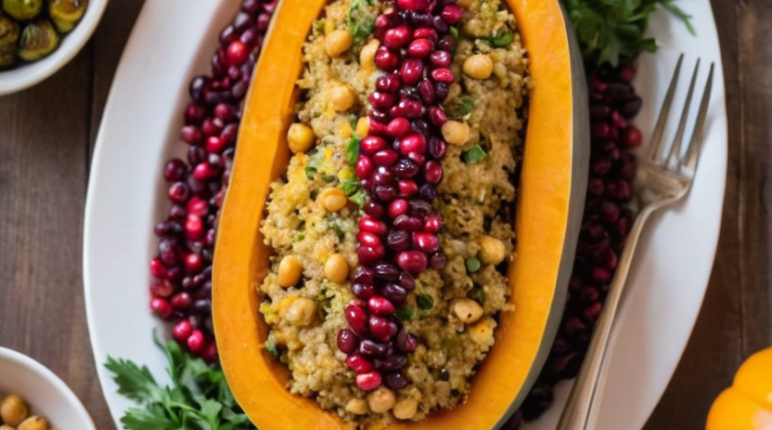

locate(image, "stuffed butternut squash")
(213, 0), (587, 428)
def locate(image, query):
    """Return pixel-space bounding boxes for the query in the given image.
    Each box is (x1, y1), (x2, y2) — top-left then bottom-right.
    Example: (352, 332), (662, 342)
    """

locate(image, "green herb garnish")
(417, 294), (434, 310)
(457, 97), (475, 117)
(469, 287), (486, 305)
(449, 26), (459, 40)
(396, 307), (414, 321)
(465, 257), (481, 273)
(346, 137), (360, 166)
(305, 165), (317, 180)
(329, 222), (346, 240)
(323, 174), (336, 183)
(265, 340), (280, 358)
(105, 337), (255, 430)
(347, 0), (378, 44)
(463, 145), (486, 164)
(490, 31), (513, 47)
(350, 190), (367, 207)
(561, 0), (694, 66)
(339, 178), (361, 196)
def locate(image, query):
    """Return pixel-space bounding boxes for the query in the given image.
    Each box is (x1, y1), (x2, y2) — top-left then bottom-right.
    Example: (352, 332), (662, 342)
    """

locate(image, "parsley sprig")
(105, 337), (255, 430)
(561, 0), (694, 66)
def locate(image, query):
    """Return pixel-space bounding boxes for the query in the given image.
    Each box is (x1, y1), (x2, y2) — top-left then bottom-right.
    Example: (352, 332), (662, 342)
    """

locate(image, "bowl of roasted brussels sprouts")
(0, 0), (107, 96)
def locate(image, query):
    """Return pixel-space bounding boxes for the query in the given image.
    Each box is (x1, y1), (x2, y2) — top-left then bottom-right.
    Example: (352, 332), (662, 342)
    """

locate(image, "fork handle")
(556, 206), (656, 430)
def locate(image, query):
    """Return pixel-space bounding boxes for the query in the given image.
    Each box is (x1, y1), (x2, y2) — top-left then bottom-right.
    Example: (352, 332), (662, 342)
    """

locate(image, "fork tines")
(648, 54), (715, 174)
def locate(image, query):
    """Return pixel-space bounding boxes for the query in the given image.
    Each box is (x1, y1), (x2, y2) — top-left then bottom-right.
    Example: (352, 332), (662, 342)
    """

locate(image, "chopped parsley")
(329, 222), (346, 240)
(396, 307), (414, 321)
(456, 97), (475, 117)
(417, 294), (434, 310)
(339, 178), (361, 196)
(265, 340), (280, 358)
(463, 145), (486, 164)
(449, 26), (459, 40)
(347, 0), (379, 44)
(490, 31), (513, 47)
(350, 190), (367, 207)
(469, 287), (485, 306)
(346, 137), (360, 166)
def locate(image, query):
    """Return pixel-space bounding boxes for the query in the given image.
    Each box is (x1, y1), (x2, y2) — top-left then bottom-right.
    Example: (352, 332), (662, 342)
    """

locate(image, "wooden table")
(0, 0), (769, 428)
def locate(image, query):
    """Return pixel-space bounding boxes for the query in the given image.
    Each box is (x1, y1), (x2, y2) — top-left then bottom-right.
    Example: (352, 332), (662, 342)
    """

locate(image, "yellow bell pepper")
(707, 347), (772, 430)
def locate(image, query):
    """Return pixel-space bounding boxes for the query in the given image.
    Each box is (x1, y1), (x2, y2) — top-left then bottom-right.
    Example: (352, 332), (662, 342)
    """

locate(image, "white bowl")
(0, 0), (108, 96)
(0, 347), (96, 430)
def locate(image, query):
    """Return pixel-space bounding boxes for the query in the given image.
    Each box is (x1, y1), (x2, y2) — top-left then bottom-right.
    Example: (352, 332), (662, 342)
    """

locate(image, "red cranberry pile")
(337, 0), (462, 392)
(148, 0), (277, 363)
(503, 62), (644, 428)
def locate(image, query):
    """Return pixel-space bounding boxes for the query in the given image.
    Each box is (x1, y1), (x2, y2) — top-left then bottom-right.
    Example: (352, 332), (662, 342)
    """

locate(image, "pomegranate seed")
(352, 283), (376, 299)
(226, 40), (249, 67)
(337, 329), (359, 354)
(385, 372), (409, 390)
(624, 126), (643, 148)
(187, 330), (206, 353)
(168, 182), (190, 203)
(369, 315), (398, 341)
(399, 134), (427, 155)
(382, 283), (408, 304)
(383, 25), (412, 49)
(184, 253), (204, 274)
(181, 125), (203, 144)
(171, 292), (192, 310)
(424, 160), (443, 183)
(429, 50), (451, 68)
(345, 302), (369, 335)
(413, 26), (438, 41)
(185, 214), (205, 239)
(618, 64), (637, 82)
(398, 180), (419, 197)
(150, 297), (173, 319)
(396, 328), (417, 352)
(370, 91), (397, 110)
(440, 5), (463, 24)
(363, 201), (385, 219)
(360, 217), (388, 236)
(172, 320), (193, 341)
(388, 199), (409, 218)
(150, 258), (167, 278)
(400, 58), (425, 85)
(424, 214), (442, 233)
(358, 245), (385, 265)
(164, 159), (187, 182)
(185, 103), (207, 124)
(375, 14), (391, 30)
(386, 117), (411, 137)
(361, 136), (388, 155)
(376, 73), (402, 93)
(348, 354), (375, 374)
(193, 162), (219, 181)
(397, 251), (428, 273)
(356, 155), (374, 178)
(428, 106), (448, 127)
(368, 296), (396, 316)
(431, 68), (454, 83)
(408, 38), (433, 58)
(358, 231), (382, 248)
(374, 46), (400, 71)
(413, 232), (439, 252)
(386, 230), (412, 251)
(356, 372), (383, 391)
(373, 149), (399, 167)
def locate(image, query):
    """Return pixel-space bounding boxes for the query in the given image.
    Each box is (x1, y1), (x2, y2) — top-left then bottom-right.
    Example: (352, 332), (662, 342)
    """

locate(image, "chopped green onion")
(449, 26), (459, 39)
(458, 97), (475, 116)
(265, 341), (280, 358)
(469, 287), (485, 305)
(330, 223), (346, 240)
(339, 178), (361, 196)
(350, 190), (367, 207)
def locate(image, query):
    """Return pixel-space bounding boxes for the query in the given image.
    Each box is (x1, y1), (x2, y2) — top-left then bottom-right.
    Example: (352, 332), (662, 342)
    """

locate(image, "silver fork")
(556, 54), (715, 430)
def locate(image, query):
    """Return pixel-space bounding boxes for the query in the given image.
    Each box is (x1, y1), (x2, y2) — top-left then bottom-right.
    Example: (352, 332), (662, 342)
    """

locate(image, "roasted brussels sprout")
(0, 13), (19, 68)
(2, 0), (42, 21)
(18, 19), (57, 61)
(48, 0), (86, 33)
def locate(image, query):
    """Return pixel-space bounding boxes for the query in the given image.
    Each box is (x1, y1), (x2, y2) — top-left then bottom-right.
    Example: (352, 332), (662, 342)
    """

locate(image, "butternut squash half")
(212, 0), (588, 428)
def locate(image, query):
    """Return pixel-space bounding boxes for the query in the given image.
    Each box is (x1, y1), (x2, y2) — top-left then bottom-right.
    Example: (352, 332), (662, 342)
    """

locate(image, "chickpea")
(453, 298), (484, 324)
(330, 85), (356, 112)
(441, 120), (470, 146)
(345, 398), (369, 415)
(359, 39), (380, 73)
(470, 316), (497, 343)
(463, 54), (494, 80)
(318, 187), (348, 212)
(479, 235), (506, 265)
(0, 395), (28, 426)
(355, 117), (370, 138)
(392, 398), (418, 420)
(277, 255), (303, 287)
(287, 123), (315, 154)
(325, 29), (353, 58)
(18, 416), (47, 430)
(367, 387), (396, 413)
(324, 253), (349, 283)
(280, 297), (317, 326)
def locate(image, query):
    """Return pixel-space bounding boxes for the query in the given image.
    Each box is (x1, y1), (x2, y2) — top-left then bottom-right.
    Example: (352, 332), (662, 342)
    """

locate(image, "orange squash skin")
(212, 0), (576, 428)
(706, 348), (772, 430)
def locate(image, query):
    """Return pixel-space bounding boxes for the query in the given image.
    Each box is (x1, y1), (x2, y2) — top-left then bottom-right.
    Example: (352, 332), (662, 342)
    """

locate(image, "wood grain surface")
(0, 0), (769, 429)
